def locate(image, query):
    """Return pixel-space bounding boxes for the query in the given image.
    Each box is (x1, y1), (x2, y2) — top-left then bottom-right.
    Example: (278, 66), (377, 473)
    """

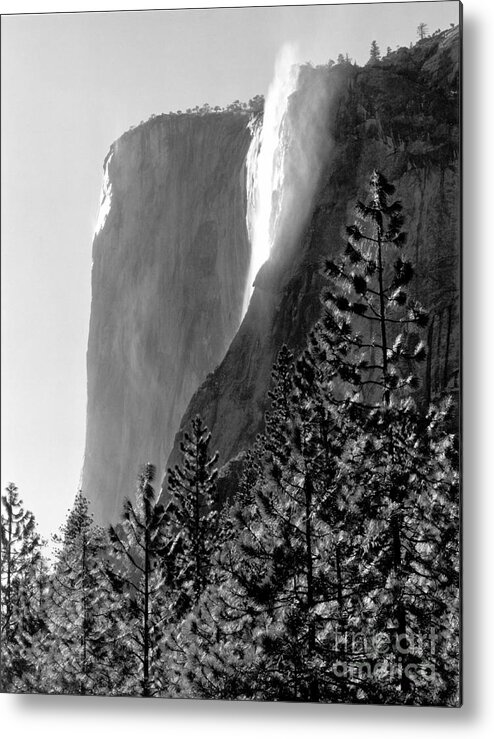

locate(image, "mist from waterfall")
(241, 44), (336, 321)
(242, 45), (301, 318)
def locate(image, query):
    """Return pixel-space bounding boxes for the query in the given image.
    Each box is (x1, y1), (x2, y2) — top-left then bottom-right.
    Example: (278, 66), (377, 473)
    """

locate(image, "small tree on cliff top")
(417, 23), (428, 40)
(369, 40), (381, 62)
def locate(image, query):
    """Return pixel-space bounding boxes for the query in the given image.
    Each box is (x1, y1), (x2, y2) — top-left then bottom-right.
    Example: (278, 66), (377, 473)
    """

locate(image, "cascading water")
(241, 45), (337, 322)
(242, 45), (301, 318)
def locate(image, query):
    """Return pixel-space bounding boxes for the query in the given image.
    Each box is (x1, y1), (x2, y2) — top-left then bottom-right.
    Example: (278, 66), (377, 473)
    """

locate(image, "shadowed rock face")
(166, 29), (460, 485)
(83, 112), (252, 522)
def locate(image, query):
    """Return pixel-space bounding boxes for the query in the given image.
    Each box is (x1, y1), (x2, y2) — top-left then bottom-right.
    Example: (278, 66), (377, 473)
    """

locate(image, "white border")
(2, 1), (493, 736)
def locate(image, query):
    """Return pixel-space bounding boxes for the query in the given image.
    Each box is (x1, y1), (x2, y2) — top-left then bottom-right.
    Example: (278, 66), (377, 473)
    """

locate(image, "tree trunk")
(443, 303), (453, 390)
(377, 226), (389, 405)
(391, 510), (411, 694)
(304, 474), (319, 701)
(143, 524), (150, 696)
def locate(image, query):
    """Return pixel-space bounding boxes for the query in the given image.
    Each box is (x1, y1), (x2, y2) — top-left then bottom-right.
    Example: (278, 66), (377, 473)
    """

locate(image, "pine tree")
(108, 464), (170, 697)
(134, 171), (458, 706)
(175, 349), (360, 702)
(369, 41), (381, 62)
(353, 400), (459, 704)
(0, 483), (47, 692)
(322, 169), (427, 407)
(166, 416), (220, 608)
(40, 494), (115, 695)
(314, 170), (459, 703)
(187, 171), (459, 705)
(417, 23), (428, 40)
(164, 417), (223, 692)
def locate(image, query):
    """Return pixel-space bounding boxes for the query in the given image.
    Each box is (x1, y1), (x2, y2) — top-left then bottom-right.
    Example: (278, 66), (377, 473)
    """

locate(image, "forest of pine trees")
(0, 172), (459, 705)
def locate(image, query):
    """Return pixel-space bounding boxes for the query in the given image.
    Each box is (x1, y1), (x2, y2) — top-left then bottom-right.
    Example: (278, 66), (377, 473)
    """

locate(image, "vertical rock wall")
(83, 112), (252, 522)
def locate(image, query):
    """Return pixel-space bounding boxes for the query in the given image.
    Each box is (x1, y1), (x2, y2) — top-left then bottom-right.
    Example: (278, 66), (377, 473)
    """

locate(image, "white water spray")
(242, 45), (301, 318)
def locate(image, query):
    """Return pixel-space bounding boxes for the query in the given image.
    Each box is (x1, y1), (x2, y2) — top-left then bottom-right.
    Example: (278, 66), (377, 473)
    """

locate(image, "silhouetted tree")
(370, 40), (381, 61)
(183, 171), (459, 705)
(167, 416), (219, 608)
(108, 464), (170, 696)
(316, 170), (458, 702)
(174, 347), (359, 701)
(40, 494), (114, 695)
(0, 483), (47, 692)
(417, 23), (428, 40)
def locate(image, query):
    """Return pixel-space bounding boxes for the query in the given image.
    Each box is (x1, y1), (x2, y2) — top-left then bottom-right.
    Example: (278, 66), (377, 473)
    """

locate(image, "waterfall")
(242, 45), (301, 319)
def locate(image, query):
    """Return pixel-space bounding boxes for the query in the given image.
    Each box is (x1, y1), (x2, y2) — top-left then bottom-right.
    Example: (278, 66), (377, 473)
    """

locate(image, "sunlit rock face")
(166, 28), (460, 484)
(83, 112), (251, 522)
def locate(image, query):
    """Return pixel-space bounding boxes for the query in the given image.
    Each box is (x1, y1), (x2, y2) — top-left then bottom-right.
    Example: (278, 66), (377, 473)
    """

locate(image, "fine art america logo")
(327, 628), (439, 682)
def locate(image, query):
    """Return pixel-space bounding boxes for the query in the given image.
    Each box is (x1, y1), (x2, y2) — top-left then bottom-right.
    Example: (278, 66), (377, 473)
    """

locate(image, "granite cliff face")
(83, 29), (460, 520)
(166, 29), (460, 486)
(83, 112), (251, 522)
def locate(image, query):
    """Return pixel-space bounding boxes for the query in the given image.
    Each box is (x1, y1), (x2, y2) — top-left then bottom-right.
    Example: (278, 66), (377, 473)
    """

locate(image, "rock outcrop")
(83, 112), (252, 522)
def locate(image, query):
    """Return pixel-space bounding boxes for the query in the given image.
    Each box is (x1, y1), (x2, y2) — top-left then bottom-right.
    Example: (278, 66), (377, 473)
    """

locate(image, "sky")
(1, 1), (460, 544)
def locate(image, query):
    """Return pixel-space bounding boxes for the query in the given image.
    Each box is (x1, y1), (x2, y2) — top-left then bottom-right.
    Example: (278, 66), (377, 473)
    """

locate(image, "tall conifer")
(108, 463), (170, 697)
(312, 170), (459, 703)
(167, 416), (219, 607)
(186, 171), (459, 705)
(0, 483), (47, 692)
(40, 494), (114, 695)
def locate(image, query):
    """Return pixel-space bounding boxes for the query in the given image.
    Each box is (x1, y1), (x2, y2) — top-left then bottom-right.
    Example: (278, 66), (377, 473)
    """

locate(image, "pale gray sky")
(1, 1), (460, 543)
